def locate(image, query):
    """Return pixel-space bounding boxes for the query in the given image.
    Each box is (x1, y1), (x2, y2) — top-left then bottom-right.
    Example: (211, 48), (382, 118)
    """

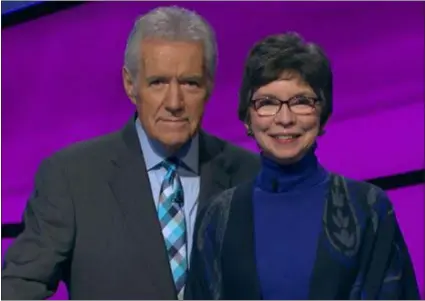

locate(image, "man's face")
(123, 39), (209, 152)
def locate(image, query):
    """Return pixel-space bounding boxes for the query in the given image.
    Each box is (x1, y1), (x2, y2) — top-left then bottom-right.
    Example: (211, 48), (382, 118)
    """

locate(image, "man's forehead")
(140, 39), (205, 75)
(140, 39), (204, 57)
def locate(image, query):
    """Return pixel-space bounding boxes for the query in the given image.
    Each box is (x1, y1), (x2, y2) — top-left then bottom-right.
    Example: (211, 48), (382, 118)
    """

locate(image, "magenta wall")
(2, 2), (424, 299)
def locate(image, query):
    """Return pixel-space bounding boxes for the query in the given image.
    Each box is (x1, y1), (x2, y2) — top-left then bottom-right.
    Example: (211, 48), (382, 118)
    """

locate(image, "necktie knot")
(162, 157), (179, 172)
(160, 157), (184, 205)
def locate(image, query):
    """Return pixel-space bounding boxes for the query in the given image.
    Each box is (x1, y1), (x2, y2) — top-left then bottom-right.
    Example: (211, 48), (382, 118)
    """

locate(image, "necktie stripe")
(158, 158), (187, 299)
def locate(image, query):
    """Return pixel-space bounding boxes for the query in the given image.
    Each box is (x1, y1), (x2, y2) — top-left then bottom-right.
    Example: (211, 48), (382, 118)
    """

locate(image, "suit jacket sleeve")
(2, 157), (75, 300)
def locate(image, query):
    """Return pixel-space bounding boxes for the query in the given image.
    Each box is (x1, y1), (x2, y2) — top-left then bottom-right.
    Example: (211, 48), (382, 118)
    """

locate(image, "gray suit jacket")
(1, 116), (260, 300)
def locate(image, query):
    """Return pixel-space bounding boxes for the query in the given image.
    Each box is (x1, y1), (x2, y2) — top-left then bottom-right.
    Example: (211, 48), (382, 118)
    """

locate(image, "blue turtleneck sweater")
(253, 148), (330, 300)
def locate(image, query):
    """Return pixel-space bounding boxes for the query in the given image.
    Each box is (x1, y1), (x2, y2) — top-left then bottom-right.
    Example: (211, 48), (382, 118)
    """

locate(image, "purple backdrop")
(2, 1), (424, 299)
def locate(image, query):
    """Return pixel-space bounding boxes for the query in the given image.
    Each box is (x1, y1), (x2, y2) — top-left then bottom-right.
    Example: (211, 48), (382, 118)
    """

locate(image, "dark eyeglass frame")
(250, 95), (321, 117)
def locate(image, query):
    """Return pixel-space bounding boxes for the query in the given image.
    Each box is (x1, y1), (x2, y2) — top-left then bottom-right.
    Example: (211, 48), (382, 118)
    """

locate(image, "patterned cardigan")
(185, 173), (420, 300)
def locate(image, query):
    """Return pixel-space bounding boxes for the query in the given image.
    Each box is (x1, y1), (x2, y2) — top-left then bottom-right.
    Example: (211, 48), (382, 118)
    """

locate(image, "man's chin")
(157, 134), (191, 151)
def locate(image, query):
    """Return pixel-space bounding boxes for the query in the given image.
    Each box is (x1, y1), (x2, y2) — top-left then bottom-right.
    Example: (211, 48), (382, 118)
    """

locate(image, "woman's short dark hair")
(238, 32), (333, 128)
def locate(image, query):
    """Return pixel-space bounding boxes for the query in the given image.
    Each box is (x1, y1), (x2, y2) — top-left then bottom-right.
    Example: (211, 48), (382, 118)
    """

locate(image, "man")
(1, 6), (260, 300)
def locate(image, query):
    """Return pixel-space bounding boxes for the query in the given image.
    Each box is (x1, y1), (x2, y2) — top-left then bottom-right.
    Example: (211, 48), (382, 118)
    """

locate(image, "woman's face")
(247, 73), (321, 165)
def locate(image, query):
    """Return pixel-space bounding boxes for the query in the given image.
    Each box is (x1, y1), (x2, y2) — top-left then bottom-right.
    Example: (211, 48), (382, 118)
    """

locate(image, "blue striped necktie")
(158, 158), (187, 299)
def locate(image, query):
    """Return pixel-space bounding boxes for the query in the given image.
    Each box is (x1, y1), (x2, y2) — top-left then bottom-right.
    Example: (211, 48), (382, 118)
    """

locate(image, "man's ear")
(123, 67), (137, 105)
(204, 77), (214, 102)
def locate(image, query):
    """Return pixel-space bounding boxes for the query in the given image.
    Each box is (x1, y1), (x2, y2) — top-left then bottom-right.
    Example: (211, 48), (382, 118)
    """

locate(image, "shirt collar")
(135, 119), (199, 174)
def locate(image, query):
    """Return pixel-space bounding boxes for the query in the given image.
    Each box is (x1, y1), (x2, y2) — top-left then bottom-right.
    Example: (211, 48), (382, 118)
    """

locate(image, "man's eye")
(183, 81), (200, 87)
(149, 79), (166, 86)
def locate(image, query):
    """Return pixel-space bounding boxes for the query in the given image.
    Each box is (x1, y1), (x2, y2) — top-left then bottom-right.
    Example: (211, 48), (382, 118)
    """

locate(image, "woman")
(185, 33), (420, 300)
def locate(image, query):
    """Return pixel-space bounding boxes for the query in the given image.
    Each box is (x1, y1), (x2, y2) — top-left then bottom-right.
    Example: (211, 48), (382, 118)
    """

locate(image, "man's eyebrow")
(178, 75), (204, 81)
(145, 75), (169, 82)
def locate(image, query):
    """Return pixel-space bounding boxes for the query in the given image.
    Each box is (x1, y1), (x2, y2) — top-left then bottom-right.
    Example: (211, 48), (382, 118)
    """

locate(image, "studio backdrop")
(2, 2), (424, 299)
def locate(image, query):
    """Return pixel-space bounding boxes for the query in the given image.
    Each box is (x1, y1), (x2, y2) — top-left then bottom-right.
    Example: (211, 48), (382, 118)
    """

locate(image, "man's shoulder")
(44, 129), (123, 168)
(221, 139), (259, 161)
(205, 133), (260, 173)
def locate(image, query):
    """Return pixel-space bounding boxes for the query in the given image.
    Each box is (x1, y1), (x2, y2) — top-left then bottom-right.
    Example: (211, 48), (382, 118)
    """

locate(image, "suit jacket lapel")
(197, 131), (231, 212)
(108, 117), (176, 299)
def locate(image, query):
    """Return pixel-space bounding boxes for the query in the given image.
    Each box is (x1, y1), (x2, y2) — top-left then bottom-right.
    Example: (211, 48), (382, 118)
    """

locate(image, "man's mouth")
(160, 118), (188, 123)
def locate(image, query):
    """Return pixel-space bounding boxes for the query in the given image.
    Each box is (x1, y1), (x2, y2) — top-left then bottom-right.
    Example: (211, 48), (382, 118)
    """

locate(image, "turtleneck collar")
(256, 143), (328, 193)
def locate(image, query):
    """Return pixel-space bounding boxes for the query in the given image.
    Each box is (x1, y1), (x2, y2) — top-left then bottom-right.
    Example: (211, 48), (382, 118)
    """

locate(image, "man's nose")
(164, 80), (184, 112)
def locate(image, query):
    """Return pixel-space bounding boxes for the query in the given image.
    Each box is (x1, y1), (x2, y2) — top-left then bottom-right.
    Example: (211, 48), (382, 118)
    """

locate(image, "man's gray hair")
(124, 6), (218, 80)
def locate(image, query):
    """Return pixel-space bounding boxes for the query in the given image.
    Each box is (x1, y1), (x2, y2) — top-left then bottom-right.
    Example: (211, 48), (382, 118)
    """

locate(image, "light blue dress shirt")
(135, 120), (200, 260)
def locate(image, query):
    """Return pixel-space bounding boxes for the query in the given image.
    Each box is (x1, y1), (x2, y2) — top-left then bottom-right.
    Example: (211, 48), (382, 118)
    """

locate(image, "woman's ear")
(245, 123), (254, 137)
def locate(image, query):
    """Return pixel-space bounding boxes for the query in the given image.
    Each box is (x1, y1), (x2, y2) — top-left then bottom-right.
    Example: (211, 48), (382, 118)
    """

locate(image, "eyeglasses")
(250, 95), (320, 117)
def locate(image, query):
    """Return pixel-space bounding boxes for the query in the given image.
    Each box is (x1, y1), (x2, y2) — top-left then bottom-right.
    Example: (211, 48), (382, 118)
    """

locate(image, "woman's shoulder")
(323, 174), (396, 257)
(331, 173), (393, 218)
